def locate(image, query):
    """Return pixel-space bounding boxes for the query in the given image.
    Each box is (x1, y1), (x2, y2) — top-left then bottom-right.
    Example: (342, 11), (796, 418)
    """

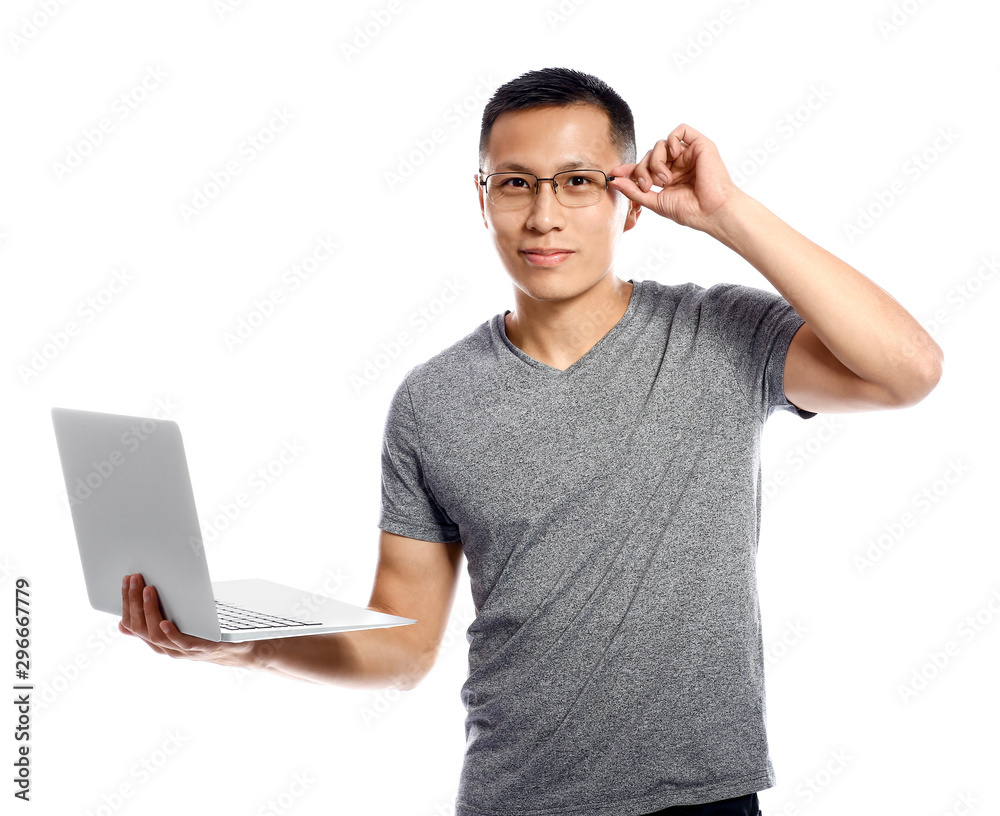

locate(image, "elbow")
(891, 352), (944, 408)
(914, 347), (944, 400)
(391, 651), (435, 692)
(393, 672), (424, 692)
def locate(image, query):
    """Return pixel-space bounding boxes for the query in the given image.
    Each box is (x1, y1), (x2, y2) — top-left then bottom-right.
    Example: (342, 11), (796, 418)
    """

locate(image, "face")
(476, 104), (641, 304)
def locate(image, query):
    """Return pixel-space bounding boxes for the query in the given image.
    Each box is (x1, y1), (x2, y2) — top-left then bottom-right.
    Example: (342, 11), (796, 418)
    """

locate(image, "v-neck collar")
(494, 279), (641, 378)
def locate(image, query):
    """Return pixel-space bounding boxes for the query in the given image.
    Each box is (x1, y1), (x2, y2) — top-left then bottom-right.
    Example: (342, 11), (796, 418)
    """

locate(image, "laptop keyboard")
(215, 600), (322, 631)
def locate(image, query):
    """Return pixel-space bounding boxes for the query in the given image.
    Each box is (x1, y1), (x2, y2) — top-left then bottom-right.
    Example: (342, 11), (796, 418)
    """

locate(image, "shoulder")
(699, 280), (786, 306)
(672, 280), (792, 320)
(630, 276), (698, 311)
(636, 277), (716, 321)
(396, 318), (495, 398)
(638, 276), (714, 305)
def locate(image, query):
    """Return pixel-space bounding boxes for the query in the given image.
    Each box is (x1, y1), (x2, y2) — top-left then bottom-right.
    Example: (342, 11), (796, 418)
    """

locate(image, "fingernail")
(130, 575), (138, 589)
(637, 177), (645, 190)
(123, 575), (129, 588)
(143, 587), (152, 601)
(658, 173), (668, 184)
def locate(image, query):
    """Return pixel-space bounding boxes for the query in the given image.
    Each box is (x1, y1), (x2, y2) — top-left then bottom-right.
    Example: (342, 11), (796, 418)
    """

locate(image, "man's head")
(475, 68), (642, 306)
(478, 67), (636, 172)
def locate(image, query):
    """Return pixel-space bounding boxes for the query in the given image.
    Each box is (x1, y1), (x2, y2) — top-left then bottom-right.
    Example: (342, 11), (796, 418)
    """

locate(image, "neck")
(504, 274), (634, 371)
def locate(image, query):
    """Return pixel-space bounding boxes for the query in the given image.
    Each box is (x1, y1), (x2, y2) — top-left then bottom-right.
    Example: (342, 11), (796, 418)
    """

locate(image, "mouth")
(521, 248), (575, 266)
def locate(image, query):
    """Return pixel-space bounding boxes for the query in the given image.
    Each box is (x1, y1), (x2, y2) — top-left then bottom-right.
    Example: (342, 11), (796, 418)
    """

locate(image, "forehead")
(484, 104), (616, 173)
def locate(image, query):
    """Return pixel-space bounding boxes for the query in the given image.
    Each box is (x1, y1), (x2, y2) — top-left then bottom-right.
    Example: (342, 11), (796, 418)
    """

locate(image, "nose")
(524, 179), (564, 230)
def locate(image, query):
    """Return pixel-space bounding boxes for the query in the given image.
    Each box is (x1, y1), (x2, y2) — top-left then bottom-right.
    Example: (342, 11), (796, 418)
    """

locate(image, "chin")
(509, 268), (595, 301)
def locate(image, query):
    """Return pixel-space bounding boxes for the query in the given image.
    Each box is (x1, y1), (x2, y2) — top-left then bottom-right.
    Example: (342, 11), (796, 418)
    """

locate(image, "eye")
(564, 175), (593, 187)
(496, 175), (532, 188)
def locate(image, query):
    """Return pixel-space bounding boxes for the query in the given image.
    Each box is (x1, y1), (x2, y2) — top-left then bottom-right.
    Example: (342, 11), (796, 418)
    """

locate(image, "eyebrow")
(493, 158), (597, 173)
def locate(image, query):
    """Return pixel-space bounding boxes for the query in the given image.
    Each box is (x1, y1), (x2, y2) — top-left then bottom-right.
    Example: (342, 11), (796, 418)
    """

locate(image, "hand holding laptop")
(52, 407), (417, 643)
(52, 407), (430, 690)
(118, 570), (429, 690)
(119, 573), (251, 665)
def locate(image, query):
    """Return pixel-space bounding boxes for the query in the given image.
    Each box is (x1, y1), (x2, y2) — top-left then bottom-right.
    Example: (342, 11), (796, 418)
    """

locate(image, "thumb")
(610, 174), (660, 210)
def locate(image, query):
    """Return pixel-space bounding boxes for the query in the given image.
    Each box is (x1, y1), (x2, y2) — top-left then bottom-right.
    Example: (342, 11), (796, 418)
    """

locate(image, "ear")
(623, 199), (642, 233)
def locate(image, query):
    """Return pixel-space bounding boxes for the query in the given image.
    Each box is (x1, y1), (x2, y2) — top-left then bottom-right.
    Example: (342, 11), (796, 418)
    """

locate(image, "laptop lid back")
(51, 407), (222, 641)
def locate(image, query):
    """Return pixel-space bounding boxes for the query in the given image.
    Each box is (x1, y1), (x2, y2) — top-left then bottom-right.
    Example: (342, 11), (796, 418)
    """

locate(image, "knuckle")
(148, 632), (170, 650)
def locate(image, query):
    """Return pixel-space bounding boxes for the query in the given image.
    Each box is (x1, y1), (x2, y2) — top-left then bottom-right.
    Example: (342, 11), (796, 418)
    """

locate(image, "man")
(121, 68), (943, 815)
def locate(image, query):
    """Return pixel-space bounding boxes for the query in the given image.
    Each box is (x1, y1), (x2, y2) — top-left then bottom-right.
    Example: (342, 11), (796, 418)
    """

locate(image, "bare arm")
(610, 124), (943, 413)
(120, 530), (464, 691)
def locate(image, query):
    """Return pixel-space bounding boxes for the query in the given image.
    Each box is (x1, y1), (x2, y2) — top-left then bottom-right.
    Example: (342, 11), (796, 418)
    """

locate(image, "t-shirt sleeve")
(703, 282), (817, 421)
(377, 375), (462, 543)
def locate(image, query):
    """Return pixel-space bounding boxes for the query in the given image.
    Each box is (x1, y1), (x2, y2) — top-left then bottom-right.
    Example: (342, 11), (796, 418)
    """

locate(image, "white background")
(3, 0), (997, 814)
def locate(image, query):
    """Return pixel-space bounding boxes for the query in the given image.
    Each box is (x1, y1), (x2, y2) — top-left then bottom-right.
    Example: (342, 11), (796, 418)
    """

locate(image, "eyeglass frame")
(477, 168), (619, 208)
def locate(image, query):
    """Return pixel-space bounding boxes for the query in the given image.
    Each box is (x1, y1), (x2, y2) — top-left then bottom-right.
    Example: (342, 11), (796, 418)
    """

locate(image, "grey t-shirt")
(377, 277), (816, 816)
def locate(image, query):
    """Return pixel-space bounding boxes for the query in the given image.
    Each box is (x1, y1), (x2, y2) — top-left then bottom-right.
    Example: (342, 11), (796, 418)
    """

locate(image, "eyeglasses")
(478, 169), (617, 209)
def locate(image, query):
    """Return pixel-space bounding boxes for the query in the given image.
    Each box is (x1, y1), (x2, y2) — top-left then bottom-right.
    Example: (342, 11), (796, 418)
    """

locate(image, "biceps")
(783, 322), (899, 413)
(368, 530), (464, 659)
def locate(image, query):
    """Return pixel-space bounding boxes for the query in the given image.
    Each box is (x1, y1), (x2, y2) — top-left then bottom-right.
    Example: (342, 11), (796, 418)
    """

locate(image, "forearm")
(705, 190), (943, 399)
(246, 624), (427, 691)
(122, 574), (427, 689)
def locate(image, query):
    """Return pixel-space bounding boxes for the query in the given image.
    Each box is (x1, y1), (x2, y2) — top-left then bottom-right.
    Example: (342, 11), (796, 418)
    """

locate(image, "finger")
(648, 139), (673, 187)
(669, 122), (705, 148)
(667, 123), (711, 172)
(615, 151), (653, 192)
(158, 617), (215, 653)
(141, 583), (174, 650)
(128, 573), (148, 637)
(145, 586), (215, 653)
(632, 148), (655, 192)
(666, 131), (687, 160)
(608, 174), (661, 210)
(120, 612), (171, 656)
(608, 160), (637, 179)
(130, 617), (186, 658)
(121, 574), (131, 631)
(134, 588), (188, 658)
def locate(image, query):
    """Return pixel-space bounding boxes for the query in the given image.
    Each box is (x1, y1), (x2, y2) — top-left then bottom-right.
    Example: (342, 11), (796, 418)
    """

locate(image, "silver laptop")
(51, 407), (416, 642)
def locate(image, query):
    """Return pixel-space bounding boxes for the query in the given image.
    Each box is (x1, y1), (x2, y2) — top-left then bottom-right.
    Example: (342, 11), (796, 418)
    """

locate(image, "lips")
(521, 248), (575, 266)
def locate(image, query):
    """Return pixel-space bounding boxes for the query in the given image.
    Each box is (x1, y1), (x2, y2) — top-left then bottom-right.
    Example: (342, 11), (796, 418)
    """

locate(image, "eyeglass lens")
(484, 171), (608, 208)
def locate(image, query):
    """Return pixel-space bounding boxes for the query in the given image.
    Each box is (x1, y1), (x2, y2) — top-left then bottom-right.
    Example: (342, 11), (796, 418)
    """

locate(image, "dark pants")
(641, 791), (761, 815)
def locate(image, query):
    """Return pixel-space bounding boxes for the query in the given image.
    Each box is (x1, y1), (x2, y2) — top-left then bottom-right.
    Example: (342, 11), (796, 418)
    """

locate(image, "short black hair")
(478, 67), (636, 172)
